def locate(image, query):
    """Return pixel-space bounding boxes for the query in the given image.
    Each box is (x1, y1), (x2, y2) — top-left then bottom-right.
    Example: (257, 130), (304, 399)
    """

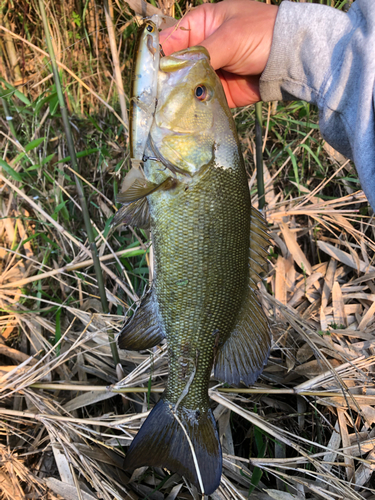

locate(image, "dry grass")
(1, 0), (375, 499)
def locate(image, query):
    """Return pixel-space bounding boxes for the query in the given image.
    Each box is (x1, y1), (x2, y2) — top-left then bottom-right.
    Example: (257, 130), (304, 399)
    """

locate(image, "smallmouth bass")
(115, 44), (271, 495)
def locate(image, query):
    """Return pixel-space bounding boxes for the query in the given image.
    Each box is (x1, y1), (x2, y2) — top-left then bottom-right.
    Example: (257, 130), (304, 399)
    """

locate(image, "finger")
(160, 6), (213, 55)
(218, 71), (261, 108)
(161, 19), (239, 74)
(198, 23), (240, 72)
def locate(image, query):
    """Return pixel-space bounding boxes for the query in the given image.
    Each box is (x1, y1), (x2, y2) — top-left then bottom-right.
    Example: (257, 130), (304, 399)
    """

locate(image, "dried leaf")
(358, 300), (375, 331)
(318, 241), (375, 273)
(361, 405), (375, 425)
(49, 435), (74, 486)
(280, 223), (312, 275)
(45, 478), (97, 500)
(332, 281), (347, 328)
(275, 255), (287, 314)
(294, 359), (341, 378)
(321, 258), (337, 310)
(323, 142), (348, 164)
(265, 490), (299, 500)
(337, 409), (354, 482)
(63, 390), (116, 412)
(296, 343), (314, 364)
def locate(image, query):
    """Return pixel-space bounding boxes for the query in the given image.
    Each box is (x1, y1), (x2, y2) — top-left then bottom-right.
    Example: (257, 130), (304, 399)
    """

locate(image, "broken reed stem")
(0, 10), (22, 82)
(255, 101), (265, 210)
(103, 0), (129, 130)
(38, 0), (120, 367)
(20, 383), (371, 399)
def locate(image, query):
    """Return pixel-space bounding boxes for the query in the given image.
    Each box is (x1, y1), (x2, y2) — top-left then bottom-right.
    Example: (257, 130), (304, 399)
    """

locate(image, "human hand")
(160, 0), (278, 108)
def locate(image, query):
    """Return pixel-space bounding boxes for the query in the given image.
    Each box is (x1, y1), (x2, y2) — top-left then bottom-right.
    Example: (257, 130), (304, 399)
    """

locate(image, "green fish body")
(116, 47), (270, 495)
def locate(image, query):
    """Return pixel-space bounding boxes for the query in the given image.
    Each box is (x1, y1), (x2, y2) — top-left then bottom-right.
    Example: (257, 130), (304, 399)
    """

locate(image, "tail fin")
(123, 398), (222, 495)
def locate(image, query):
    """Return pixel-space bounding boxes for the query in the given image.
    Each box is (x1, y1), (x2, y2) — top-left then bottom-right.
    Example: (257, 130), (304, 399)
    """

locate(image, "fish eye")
(146, 23), (154, 33)
(194, 85), (209, 101)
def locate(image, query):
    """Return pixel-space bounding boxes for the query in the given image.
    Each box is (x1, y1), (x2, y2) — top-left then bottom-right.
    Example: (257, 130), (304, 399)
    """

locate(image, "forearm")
(260, 0), (375, 210)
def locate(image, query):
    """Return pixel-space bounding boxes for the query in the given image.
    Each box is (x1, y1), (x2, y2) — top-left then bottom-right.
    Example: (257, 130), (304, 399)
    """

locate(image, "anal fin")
(118, 291), (165, 350)
(124, 398), (222, 495)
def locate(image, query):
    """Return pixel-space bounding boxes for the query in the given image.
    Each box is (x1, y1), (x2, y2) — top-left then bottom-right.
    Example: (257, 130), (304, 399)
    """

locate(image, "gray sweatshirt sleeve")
(259, 0), (375, 210)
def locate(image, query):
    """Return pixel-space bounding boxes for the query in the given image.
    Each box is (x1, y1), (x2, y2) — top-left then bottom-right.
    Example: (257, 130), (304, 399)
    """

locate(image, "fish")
(115, 46), (271, 495)
(113, 17), (161, 228)
(130, 16), (161, 161)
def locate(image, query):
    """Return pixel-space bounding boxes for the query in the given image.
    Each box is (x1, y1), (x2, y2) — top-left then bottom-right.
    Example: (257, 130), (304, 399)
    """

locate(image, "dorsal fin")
(214, 284), (271, 386)
(214, 207), (270, 386)
(249, 207), (269, 288)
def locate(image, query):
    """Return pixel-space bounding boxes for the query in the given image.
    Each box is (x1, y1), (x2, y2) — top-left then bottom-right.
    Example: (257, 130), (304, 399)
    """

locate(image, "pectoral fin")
(113, 177), (175, 228)
(121, 164), (145, 193)
(214, 207), (271, 386)
(118, 291), (165, 350)
(117, 178), (160, 204)
(112, 197), (150, 229)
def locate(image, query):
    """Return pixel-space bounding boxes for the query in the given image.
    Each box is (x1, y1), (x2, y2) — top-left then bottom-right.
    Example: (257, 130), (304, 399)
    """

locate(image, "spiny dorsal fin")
(118, 291), (165, 350)
(249, 207), (269, 288)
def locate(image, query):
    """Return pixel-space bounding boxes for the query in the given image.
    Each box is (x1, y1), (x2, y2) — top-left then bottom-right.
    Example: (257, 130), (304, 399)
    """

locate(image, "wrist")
(259, 1), (349, 103)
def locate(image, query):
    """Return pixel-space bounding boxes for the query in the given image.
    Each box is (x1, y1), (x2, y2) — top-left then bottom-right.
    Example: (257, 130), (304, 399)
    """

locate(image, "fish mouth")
(159, 46), (211, 73)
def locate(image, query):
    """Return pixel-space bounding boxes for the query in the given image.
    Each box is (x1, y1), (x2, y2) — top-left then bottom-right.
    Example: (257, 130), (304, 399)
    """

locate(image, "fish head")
(151, 47), (240, 178)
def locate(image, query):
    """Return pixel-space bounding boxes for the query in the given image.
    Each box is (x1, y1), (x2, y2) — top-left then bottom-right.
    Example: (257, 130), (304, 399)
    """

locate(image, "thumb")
(160, 3), (223, 57)
(198, 23), (240, 72)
